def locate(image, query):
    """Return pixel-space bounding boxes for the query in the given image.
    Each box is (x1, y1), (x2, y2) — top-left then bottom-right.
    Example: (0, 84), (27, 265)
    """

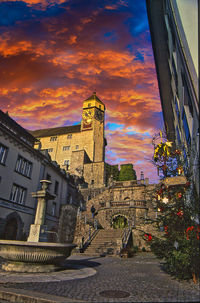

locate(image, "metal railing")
(82, 228), (99, 251)
(122, 227), (132, 248)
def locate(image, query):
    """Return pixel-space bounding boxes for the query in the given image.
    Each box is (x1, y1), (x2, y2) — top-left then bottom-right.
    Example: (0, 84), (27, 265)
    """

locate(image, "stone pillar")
(28, 180), (55, 242)
(106, 201), (110, 208)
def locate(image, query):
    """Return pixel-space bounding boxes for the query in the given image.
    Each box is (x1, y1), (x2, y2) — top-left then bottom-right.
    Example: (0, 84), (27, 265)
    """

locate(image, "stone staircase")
(83, 229), (123, 256)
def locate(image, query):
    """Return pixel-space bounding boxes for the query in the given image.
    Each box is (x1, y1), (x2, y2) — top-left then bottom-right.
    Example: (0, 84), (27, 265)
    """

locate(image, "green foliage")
(118, 164), (137, 181)
(147, 182), (200, 280)
(105, 163), (119, 183)
(144, 139), (200, 281)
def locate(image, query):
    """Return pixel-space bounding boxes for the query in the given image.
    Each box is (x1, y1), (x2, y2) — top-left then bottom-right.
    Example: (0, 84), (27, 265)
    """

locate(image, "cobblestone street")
(0, 253), (199, 302)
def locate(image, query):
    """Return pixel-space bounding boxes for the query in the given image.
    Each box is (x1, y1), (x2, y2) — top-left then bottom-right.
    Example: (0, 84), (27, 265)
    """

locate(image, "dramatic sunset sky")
(0, 0), (164, 182)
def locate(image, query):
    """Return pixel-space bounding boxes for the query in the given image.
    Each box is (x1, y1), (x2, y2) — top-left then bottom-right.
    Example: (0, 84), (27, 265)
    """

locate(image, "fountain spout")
(28, 180), (55, 242)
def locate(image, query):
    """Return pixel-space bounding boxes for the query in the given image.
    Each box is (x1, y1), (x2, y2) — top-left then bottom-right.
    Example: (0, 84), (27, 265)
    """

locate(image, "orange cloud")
(4, 0), (66, 7)
(0, 0), (163, 182)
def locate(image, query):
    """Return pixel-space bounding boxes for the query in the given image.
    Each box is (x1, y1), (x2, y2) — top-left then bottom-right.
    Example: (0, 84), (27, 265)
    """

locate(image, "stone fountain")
(0, 180), (76, 272)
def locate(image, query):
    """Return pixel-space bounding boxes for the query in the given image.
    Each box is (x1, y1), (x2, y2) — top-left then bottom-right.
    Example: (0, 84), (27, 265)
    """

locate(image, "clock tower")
(81, 92), (105, 162)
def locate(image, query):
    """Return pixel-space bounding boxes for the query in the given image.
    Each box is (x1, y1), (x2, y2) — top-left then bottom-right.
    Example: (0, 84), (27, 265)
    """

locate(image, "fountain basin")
(0, 240), (76, 273)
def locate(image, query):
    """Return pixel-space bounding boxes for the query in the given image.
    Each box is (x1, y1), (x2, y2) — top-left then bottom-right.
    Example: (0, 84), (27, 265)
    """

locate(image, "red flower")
(186, 226), (194, 240)
(196, 225), (200, 240)
(145, 234), (152, 241)
(177, 192), (182, 199)
(177, 210), (184, 217)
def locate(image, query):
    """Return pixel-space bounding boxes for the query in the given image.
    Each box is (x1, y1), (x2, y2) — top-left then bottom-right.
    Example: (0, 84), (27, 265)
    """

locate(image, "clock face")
(82, 109), (93, 129)
(82, 109), (93, 124)
(95, 109), (103, 121)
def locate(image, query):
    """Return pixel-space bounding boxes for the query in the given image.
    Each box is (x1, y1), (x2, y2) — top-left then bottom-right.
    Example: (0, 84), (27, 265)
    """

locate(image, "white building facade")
(0, 110), (83, 241)
(146, 0), (199, 197)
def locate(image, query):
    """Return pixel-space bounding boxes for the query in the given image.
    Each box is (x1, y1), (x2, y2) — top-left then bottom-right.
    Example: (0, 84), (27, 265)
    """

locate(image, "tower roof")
(84, 92), (105, 105)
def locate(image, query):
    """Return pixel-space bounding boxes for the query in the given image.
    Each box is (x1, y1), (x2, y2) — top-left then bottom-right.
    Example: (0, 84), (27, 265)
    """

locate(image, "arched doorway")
(112, 215), (128, 229)
(4, 218), (18, 240)
(3, 212), (24, 240)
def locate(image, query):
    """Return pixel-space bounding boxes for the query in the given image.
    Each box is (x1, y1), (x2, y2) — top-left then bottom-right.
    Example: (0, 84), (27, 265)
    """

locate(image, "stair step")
(83, 229), (125, 256)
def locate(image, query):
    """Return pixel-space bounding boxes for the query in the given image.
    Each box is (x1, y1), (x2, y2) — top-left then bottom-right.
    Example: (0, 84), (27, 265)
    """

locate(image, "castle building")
(30, 93), (107, 188)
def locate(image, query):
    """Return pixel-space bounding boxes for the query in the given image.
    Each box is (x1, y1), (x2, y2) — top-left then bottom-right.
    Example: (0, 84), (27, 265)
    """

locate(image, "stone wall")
(58, 204), (78, 243)
(83, 162), (105, 187)
(73, 180), (158, 250)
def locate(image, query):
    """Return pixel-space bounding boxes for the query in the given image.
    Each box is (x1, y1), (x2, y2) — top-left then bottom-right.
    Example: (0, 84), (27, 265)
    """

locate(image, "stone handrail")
(100, 200), (146, 208)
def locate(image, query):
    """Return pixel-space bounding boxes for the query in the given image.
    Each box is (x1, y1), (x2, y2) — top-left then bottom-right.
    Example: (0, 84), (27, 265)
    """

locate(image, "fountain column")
(28, 180), (55, 242)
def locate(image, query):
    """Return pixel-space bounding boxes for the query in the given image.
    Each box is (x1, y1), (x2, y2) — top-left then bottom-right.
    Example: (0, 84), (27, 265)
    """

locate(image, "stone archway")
(4, 218), (18, 240)
(112, 215), (128, 229)
(3, 212), (24, 240)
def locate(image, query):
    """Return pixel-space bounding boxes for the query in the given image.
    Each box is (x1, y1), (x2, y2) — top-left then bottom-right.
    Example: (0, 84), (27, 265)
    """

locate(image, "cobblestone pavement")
(0, 253), (200, 302)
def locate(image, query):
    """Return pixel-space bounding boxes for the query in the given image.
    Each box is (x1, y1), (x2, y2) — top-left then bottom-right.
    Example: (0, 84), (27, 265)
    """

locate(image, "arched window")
(124, 197), (130, 200)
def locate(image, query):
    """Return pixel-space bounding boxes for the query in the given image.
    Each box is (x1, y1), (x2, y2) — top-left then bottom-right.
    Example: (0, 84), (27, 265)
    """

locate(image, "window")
(63, 146), (70, 151)
(10, 184), (26, 204)
(99, 105), (101, 109)
(46, 173), (51, 181)
(67, 134), (72, 139)
(182, 75), (193, 117)
(174, 96), (180, 121)
(88, 103), (91, 107)
(176, 126), (181, 145)
(51, 202), (56, 216)
(54, 181), (59, 195)
(48, 148), (53, 153)
(0, 144), (8, 165)
(15, 155), (32, 178)
(172, 57), (178, 88)
(182, 109), (191, 145)
(76, 145), (79, 150)
(50, 136), (57, 141)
